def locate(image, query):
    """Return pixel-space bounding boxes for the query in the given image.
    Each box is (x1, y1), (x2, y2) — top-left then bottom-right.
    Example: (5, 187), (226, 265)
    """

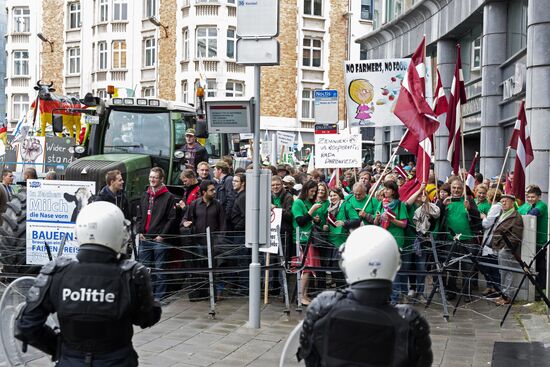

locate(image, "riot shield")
(279, 320), (305, 367)
(0, 276), (56, 366)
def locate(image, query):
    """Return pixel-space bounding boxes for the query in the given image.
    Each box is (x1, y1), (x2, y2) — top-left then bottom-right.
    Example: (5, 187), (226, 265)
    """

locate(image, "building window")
(99, 0), (108, 22)
(302, 89), (315, 119)
(196, 27), (217, 58)
(304, 0), (322, 16)
(98, 42), (108, 70)
(507, 0), (528, 57)
(13, 7), (30, 33)
(142, 87), (155, 97)
(182, 80), (188, 103)
(373, 0), (381, 28)
(227, 0), (235, 4)
(143, 37), (156, 67)
(225, 81), (244, 97)
(145, 0), (157, 18)
(12, 94), (29, 121)
(471, 37), (481, 71)
(206, 79), (216, 97)
(67, 47), (81, 74)
(360, 43), (368, 60)
(303, 38), (321, 67)
(97, 89), (107, 99)
(68, 2), (81, 29)
(361, 0), (373, 20)
(226, 28), (236, 59)
(13, 50), (29, 76)
(385, 0), (403, 22)
(182, 28), (189, 60)
(113, 0), (128, 21)
(112, 40), (126, 69)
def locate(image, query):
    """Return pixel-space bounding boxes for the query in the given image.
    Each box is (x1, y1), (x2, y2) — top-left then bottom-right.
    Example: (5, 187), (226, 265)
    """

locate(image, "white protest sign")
(344, 58), (432, 128)
(276, 131), (295, 151)
(26, 179), (96, 264)
(314, 133), (362, 168)
(260, 208), (282, 254)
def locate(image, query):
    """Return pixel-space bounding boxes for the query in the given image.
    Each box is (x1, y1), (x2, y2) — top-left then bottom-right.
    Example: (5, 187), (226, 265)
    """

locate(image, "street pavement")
(18, 294), (550, 366)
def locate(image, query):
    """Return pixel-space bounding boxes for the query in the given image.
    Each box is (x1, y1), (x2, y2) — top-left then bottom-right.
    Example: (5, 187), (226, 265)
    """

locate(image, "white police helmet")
(340, 225), (401, 284)
(76, 201), (130, 253)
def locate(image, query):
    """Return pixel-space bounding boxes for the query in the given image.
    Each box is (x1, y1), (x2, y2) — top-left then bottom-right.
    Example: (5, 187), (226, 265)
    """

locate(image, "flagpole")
(460, 108), (467, 199)
(493, 146), (512, 204)
(361, 131), (408, 212)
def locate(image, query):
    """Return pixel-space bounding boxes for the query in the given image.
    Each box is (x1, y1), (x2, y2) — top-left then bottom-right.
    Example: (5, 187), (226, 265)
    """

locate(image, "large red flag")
(510, 101), (534, 202)
(445, 45), (468, 175)
(433, 68), (449, 117)
(465, 152), (479, 190)
(394, 37), (439, 142)
(398, 130), (432, 201)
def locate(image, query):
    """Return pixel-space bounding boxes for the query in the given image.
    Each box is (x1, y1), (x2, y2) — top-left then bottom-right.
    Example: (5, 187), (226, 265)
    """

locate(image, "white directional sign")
(314, 89), (339, 123)
(237, 0), (279, 38)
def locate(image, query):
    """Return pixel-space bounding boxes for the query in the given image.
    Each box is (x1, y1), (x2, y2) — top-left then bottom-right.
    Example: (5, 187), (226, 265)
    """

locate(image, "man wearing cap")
(277, 165), (290, 178)
(213, 161), (235, 229)
(182, 128), (208, 171)
(282, 175), (298, 196)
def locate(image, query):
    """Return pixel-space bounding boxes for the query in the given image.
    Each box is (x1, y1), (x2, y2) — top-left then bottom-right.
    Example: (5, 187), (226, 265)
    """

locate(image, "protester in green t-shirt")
(518, 185), (548, 294)
(475, 184), (491, 218)
(345, 182), (378, 225)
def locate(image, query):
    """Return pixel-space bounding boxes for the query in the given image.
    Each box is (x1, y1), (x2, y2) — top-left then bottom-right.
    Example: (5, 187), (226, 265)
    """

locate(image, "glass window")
(145, 0), (157, 18)
(104, 110), (170, 157)
(206, 79), (216, 97)
(196, 27), (218, 58)
(182, 80), (188, 103)
(182, 28), (189, 60)
(13, 50), (29, 76)
(226, 28), (236, 59)
(302, 89), (315, 119)
(303, 38), (322, 67)
(112, 40), (127, 69)
(143, 37), (156, 67)
(98, 41), (108, 70)
(385, 0), (402, 22)
(227, 0), (235, 4)
(13, 7), (30, 33)
(68, 2), (81, 29)
(142, 87), (155, 97)
(225, 81), (244, 97)
(373, 0), (381, 28)
(67, 47), (80, 74)
(361, 0), (373, 20)
(12, 94), (29, 121)
(471, 37), (481, 71)
(113, 0), (128, 21)
(360, 43), (368, 60)
(507, 0), (528, 57)
(304, 0), (322, 16)
(97, 89), (107, 99)
(99, 0), (108, 22)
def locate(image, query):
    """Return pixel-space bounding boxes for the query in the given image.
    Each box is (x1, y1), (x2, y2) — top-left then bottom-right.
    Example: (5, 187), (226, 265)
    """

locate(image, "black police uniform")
(298, 279), (432, 367)
(15, 244), (162, 367)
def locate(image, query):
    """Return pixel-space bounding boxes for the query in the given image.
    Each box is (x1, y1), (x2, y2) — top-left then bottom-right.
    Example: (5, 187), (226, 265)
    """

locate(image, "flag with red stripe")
(328, 168), (342, 189)
(510, 101), (534, 202)
(393, 37), (439, 142)
(398, 130), (433, 201)
(433, 68), (449, 117)
(465, 152), (479, 190)
(445, 45), (468, 175)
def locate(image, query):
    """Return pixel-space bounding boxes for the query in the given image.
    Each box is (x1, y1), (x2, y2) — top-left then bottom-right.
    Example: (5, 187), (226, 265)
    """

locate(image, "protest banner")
(344, 58), (432, 128)
(260, 208), (282, 255)
(26, 179), (96, 264)
(314, 133), (362, 168)
(276, 131), (295, 152)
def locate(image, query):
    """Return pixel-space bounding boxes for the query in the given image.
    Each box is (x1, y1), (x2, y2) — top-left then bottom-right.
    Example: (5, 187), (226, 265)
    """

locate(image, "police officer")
(297, 225), (432, 367)
(15, 201), (162, 366)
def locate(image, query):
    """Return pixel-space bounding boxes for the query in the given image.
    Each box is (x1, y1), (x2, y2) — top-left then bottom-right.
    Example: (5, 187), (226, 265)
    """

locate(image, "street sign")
(314, 89), (339, 124)
(236, 38), (280, 65)
(314, 123), (338, 135)
(205, 98), (253, 134)
(237, 0), (279, 38)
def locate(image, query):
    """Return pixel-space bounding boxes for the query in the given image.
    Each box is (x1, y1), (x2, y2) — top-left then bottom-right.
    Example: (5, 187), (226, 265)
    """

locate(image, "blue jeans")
(138, 240), (167, 300)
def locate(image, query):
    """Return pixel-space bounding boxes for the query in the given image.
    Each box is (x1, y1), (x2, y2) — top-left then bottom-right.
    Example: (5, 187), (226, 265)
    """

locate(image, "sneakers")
(493, 296), (511, 306)
(482, 288), (495, 296)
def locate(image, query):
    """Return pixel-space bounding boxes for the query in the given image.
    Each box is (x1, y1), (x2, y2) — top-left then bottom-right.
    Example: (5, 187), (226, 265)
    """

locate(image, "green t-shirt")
(446, 197), (473, 241)
(312, 200), (329, 227)
(377, 200), (408, 249)
(292, 198), (313, 244)
(476, 199), (491, 216)
(518, 200), (548, 246)
(346, 195), (379, 224)
(272, 195), (282, 208)
(327, 201), (360, 248)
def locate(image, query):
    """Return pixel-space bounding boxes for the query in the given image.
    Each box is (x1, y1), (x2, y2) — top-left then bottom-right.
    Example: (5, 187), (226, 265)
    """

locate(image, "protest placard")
(314, 133), (362, 168)
(276, 131), (295, 151)
(260, 208), (282, 255)
(26, 179), (96, 264)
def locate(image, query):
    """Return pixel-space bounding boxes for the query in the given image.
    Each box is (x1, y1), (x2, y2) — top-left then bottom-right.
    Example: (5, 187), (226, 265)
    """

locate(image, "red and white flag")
(394, 37), (439, 142)
(432, 68), (449, 117)
(465, 152), (479, 190)
(510, 101), (534, 202)
(328, 168), (342, 189)
(398, 130), (433, 201)
(394, 165), (408, 180)
(445, 45), (468, 175)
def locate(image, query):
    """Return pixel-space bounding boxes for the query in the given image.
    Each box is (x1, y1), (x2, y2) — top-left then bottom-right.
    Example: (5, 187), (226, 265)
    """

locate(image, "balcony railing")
(226, 61), (245, 74)
(111, 70), (127, 81)
(194, 60), (218, 72)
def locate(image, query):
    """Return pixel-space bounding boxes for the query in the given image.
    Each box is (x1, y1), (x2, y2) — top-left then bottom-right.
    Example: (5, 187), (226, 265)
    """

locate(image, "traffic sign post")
(314, 89), (339, 124)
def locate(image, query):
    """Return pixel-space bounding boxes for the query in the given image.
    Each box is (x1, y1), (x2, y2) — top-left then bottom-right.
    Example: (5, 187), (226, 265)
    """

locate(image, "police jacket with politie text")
(298, 279), (432, 367)
(15, 245), (162, 366)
